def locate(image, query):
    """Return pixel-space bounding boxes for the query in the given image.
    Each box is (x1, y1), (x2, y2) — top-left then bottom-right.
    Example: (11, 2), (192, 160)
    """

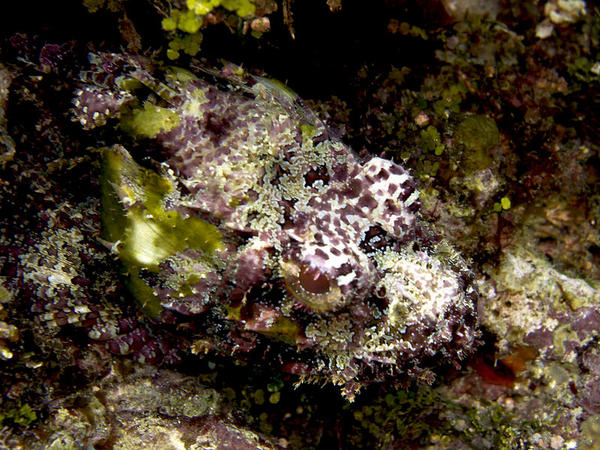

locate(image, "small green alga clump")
(120, 102), (180, 139)
(433, 81), (468, 118)
(456, 404), (551, 450)
(419, 125), (445, 156)
(454, 114), (499, 171)
(349, 387), (446, 447)
(187, 0), (256, 18)
(492, 196), (511, 212)
(82, 0), (276, 60)
(160, 0), (276, 59)
(0, 402), (37, 427)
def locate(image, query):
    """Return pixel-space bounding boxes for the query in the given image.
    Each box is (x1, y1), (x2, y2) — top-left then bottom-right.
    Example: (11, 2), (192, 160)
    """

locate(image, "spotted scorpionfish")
(73, 53), (478, 398)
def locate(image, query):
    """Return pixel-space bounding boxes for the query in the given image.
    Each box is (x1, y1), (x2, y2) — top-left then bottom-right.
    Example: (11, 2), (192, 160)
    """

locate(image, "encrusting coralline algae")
(72, 52), (478, 398)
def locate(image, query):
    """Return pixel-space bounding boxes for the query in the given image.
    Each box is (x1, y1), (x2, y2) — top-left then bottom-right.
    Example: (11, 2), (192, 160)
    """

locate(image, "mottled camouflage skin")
(73, 53), (478, 397)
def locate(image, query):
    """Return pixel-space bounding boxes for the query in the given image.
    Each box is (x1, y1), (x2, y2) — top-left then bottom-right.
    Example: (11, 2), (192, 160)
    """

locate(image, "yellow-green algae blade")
(101, 146), (223, 317)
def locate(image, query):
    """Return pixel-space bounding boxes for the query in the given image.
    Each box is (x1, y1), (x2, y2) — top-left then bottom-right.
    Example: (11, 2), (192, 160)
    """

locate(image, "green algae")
(102, 148), (223, 262)
(0, 401), (37, 427)
(100, 147), (223, 317)
(455, 114), (499, 171)
(120, 102), (180, 139)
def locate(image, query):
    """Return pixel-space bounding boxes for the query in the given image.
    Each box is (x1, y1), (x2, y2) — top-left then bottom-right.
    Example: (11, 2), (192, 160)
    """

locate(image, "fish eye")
(280, 259), (348, 312)
(299, 265), (330, 295)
